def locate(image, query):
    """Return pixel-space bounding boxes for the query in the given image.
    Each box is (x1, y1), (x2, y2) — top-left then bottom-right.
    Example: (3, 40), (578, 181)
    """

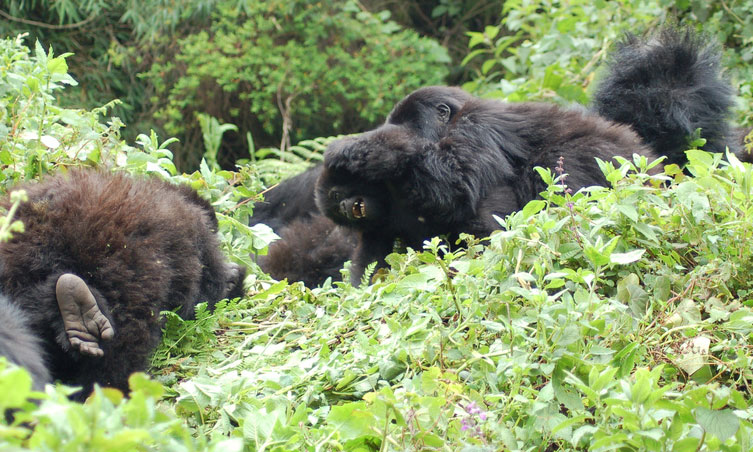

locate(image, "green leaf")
(481, 59), (496, 75)
(0, 361), (33, 408)
(616, 273), (649, 316)
(48, 56), (69, 75)
(695, 407), (740, 442)
(521, 199), (546, 218)
(327, 402), (378, 441)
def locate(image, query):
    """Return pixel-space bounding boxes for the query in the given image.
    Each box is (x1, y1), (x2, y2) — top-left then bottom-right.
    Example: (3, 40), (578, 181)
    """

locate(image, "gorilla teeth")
(352, 200), (366, 219)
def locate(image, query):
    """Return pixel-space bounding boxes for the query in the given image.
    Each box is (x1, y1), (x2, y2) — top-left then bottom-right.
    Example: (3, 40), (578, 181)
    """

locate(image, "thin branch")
(0, 9), (98, 30)
(276, 71), (298, 155)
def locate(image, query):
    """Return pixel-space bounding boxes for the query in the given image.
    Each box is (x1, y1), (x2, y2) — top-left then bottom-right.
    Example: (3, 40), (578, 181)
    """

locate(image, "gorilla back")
(317, 95), (655, 284)
(0, 169), (245, 399)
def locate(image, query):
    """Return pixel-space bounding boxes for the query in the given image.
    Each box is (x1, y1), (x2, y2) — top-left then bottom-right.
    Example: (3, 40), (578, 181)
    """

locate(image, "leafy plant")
(143, 0), (451, 169)
(462, 0), (753, 125)
(463, 0), (667, 103)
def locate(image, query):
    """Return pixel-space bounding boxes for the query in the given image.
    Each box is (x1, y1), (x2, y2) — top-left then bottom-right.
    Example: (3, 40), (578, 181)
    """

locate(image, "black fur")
(317, 95), (655, 284)
(259, 215), (357, 287)
(251, 166), (355, 287)
(734, 126), (753, 163)
(316, 28), (738, 286)
(0, 169), (246, 399)
(592, 28), (735, 163)
(250, 166), (324, 232)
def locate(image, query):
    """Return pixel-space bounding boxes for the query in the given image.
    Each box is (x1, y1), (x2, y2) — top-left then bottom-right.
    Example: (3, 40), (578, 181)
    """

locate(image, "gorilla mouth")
(352, 199), (366, 219)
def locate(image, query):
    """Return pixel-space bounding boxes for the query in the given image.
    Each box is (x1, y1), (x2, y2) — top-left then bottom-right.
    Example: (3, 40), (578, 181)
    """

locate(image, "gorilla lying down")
(312, 28), (749, 286)
(0, 169), (245, 399)
(250, 166), (357, 287)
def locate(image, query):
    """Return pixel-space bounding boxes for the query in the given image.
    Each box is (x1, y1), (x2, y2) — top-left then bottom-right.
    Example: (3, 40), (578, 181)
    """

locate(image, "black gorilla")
(250, 166), (356, 286)
(316, 28), (742, 285)
(0, 169), (245, 399)
(316, 90), (656, 284)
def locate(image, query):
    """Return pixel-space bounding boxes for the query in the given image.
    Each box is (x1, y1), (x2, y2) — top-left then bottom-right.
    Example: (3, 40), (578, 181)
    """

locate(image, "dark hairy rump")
(0, 295), (49, 390)
(259, 215), (357, 287)
(250, 165), (357, 287)
(0, 169), (245, 398)
(592, 28), (735, 163)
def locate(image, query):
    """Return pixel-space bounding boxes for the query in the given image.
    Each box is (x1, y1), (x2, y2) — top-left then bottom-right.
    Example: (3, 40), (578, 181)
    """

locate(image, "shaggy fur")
(316, 28), (739, 285)
(592, 28), (735, 164)
(0, 169), (245, 399)
(259, 215), (357, 287)
(0, 295), (49, 390)
(251, 166), (355, 287)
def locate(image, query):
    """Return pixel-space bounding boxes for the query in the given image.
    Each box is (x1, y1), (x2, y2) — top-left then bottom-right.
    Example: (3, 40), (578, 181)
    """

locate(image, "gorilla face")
(315, 170), (390, 230)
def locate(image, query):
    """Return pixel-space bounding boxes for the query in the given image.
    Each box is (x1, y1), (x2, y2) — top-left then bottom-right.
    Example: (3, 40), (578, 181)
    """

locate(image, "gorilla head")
(316, 171), (389, 230)
(386, 86), (471, 141)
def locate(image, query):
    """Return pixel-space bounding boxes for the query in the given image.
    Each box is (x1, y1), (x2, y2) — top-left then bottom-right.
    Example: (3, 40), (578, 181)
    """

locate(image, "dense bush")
(0, 0), (217, 134)
(1, 0), (451, 170)
(360, 0), (502, 83)
(142, 0), (450, 169)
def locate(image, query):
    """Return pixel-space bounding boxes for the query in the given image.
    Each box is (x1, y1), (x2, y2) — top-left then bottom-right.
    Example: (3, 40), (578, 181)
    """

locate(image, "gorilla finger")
(69, 336), (104, 357)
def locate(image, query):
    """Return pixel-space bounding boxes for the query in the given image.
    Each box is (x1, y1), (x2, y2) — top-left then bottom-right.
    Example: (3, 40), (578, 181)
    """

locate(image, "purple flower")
(459, 401), (488, 439)
(465, 402), (482, 415)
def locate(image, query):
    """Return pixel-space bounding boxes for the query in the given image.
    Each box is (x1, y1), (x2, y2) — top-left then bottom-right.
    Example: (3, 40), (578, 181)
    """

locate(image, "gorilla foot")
(56, 273), (114, 357)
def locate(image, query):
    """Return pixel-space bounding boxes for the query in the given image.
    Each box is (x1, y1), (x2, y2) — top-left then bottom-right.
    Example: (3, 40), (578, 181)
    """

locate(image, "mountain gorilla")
(316, 28), (745, 285)
(0, 169), (246, 399)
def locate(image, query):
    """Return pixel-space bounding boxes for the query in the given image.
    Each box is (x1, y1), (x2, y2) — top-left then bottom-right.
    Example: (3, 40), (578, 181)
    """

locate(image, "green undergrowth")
(5, 149), (753, 450)
(148, 151), (753, 451)
(2, 26), (753, 452)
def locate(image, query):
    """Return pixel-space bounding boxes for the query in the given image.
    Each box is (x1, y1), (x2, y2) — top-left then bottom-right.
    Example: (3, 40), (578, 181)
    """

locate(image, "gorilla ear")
(437, 103), (451, 123)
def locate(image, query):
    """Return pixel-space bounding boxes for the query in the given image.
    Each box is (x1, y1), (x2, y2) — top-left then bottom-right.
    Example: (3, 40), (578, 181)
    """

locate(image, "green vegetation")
(1, 0), (451, 170)
(1, 1), (753, 450)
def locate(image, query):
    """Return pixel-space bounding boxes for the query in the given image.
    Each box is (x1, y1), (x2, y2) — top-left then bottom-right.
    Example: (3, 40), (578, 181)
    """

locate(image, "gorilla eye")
(437, 103), (451, 122)
(328, 189), (341, 201)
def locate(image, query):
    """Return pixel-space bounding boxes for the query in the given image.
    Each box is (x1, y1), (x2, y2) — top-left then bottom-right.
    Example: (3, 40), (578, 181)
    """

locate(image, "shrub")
(143, 0), (451, 169)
